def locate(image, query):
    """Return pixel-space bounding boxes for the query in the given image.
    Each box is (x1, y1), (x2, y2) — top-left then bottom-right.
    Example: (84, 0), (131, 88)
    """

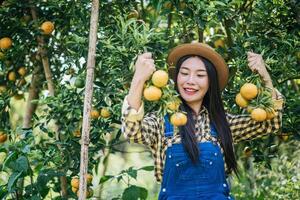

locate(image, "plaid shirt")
(121, 90), (284, 183)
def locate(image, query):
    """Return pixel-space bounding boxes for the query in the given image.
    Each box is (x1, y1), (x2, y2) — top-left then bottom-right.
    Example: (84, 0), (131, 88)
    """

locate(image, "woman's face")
(177, 56), (209, 106)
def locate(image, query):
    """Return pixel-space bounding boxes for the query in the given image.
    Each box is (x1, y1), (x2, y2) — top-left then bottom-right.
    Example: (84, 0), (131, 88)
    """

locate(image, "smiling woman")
(121, 42), (284, 200)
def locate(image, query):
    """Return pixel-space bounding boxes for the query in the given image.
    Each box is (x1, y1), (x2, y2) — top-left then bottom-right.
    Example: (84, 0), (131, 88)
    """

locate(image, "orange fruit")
(90, 109), (100, 119)
(143, 86), (162, 101)
(152, 70), (169, 88)
(71, 177), (79, 188)
(8, 71), (16, 82)
(214, 39), (225, 48)
(166, 101), (180, 111)
(71, 186), (78, 194)
(86, 173), (93, 185)
(0, 37), (12, 49)
(100, 108), (110, 118)
(17, 67), (27, 76)
(240, 83), (258, 100)
(251, 108), (267, 122)
(41, 21), (54, 35)
(73, 129), (81, 137)
(0, 132), (8, 143)
(170, 112), (187, 126)
(128, 10), (139, 19)
(235, 93), (249, 108)
(243, 146), (252, 157)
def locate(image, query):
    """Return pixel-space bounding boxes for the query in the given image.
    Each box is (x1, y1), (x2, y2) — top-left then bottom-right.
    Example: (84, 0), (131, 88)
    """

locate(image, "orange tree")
(0, 0), (299, 199)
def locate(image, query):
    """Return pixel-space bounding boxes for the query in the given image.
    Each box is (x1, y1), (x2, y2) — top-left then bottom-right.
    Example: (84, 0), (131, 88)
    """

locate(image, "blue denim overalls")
(158, 115), (234, 200)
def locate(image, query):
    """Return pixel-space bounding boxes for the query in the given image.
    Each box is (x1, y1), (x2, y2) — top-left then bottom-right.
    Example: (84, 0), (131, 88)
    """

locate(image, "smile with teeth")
(184, 88), (198, 95)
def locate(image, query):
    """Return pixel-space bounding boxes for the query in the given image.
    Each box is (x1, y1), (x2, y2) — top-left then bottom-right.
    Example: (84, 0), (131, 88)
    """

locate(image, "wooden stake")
(78, 0), (99, 199)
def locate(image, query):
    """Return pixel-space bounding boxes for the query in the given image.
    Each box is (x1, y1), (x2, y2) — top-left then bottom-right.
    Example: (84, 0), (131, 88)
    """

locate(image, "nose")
(186, 75), (196, 85)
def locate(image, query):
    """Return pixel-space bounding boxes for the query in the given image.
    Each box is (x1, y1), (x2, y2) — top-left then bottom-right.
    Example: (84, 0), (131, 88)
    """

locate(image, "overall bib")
(158, 115), (234, 200)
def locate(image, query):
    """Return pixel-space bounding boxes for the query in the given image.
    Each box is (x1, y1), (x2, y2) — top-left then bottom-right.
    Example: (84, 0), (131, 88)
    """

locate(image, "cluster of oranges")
(143, 70), (187, 126)
(90, 107), (111, 120)
(71, 174), (93, 198)
(235, 83), (276, 122)
(0, 21), (54, 100)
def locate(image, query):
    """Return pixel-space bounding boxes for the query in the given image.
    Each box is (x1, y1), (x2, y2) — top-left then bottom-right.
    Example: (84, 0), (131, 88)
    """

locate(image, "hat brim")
(167, 43), (229, 91)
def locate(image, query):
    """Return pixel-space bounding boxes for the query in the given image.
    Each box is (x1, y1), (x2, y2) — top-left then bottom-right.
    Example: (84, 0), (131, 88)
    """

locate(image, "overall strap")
(164, 114), (174, 137)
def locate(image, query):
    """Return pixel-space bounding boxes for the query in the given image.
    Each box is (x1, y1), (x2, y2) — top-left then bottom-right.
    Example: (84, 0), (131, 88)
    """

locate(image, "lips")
(183, 88), (198, 95)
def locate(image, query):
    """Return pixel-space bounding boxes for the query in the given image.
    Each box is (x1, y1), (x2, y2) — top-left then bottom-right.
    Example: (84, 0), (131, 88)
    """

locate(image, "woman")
(121, 43), (284, 199)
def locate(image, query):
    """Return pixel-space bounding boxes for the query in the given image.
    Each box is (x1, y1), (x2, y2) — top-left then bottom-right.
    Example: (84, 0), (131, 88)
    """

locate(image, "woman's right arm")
(121, 52), (163, 147)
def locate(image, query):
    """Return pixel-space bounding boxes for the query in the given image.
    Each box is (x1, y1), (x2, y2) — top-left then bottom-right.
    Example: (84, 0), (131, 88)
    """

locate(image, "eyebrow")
(181, 67), (206, 72)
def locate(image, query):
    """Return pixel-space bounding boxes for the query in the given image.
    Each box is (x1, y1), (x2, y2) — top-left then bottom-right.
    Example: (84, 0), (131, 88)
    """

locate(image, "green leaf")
(100, 175), (114, 184)
(127, 167), (137, 179)
(2, 151), (18, 170)
(15, 156), (29, 172)
(7, 171), (23, 192)
(138, 166), (154, 171)
(122, 185), (148, 200)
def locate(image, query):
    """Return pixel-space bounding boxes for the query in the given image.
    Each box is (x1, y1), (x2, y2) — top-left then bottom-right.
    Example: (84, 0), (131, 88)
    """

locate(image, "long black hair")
(174, 55), (238, 175)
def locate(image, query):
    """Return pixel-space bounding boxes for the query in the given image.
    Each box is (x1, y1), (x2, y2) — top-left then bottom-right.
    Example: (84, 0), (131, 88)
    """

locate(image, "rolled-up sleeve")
(121, 95), (162, 146)
(226, 89), (285, 143)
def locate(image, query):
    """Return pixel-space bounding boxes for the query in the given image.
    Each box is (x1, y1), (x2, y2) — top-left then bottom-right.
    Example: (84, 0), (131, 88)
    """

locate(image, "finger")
(248, 60), (258, 68)
(247, 56), (257, 62)
(247, 52), (258, 57)
(144, 58), (154, 64)
(141, 52), (152, 59)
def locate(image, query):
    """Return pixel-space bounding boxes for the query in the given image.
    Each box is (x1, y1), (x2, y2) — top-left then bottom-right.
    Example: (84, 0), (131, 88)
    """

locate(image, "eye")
(197, 74), (205, 77)
(180, 72), (188, 76)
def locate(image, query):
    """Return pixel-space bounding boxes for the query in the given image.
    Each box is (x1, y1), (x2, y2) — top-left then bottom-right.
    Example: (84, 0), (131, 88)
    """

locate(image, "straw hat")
(167, 42), (229, 90)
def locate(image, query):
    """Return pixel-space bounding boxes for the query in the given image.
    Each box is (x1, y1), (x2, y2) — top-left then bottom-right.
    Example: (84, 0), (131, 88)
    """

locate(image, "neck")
(187, 100), (203, 115)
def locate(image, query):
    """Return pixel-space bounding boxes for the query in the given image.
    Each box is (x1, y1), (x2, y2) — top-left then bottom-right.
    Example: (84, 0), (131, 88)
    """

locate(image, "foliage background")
(0, 0), (299, 199)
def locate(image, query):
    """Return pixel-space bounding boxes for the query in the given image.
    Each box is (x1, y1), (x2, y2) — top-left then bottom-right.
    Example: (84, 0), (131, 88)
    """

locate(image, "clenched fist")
(133, 52), (156, 82)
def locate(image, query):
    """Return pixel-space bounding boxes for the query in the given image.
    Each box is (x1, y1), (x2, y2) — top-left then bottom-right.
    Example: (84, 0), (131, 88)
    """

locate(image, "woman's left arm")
(227, 52), (285, 143)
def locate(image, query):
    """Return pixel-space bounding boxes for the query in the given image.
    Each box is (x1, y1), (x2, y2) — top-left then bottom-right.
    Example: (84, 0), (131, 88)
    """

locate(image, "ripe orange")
(240, 83), (258, 100)
(90, 109), (100, 119)
(71, 177), (79, 188)
(152, 70), (169, 88)
(143, 86), (162, 101)
(100, 108), (110, 118)
(0, 132), (8, 143)
(73, 129), (81, 137)
(235, 93), (249, 108)
(41, 21), (54, 35)
(18, 67), (27, 76)
(251, 108), (267, 122)
(214, 39), (225, 48)
(266, 109), (276, 120)
(8, 71), (16, 82)
(86, 173), (93, 185)
(166, 101), (180, 111)
(0, 37), (12, 49)
(170, 112), (187, 126)
(243, 146), (252, 157)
